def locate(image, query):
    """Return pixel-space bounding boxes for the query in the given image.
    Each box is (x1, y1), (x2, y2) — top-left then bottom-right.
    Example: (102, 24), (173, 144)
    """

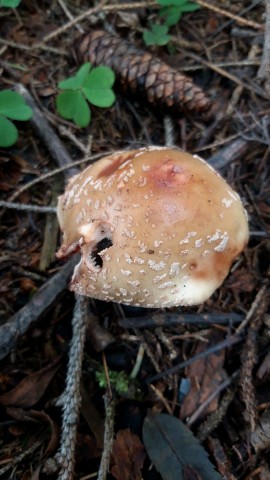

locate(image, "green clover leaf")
(143, 24), (171, 46)
(180, 2), (200, 12)
(56, 63), (116, 127)
(58, 63), (91, 90)
(0, 90), (32, 120)
(158, 0), (200, 27)
(83, 66), (116, 107)
(56, 91), (90, 127)
(0, 0), (21, 7)
(158, 0), (192, 5)
(160, 6), (183, 26)
(0, 116), (18, 147)
(0, 90), (32, 148)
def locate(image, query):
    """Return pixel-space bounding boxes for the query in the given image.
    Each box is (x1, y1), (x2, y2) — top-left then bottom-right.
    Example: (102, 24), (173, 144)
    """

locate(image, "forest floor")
(0, 1), (270, 479)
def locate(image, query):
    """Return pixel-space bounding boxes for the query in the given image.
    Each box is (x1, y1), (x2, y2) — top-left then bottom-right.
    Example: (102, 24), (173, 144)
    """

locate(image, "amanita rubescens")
(57, 147), (249, 308)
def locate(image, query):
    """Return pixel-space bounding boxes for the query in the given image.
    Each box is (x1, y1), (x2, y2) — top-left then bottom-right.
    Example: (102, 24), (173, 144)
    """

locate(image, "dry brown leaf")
(250, 409), (270, 452)
(207, 437), (235, 479)
(0, 358), (61, 408)
(225, 268), (256, 293)
(257, 351), (270, 381)
(6, 407), (59, 455)
(180, 331), (225, 419)
(111, 429), (145, 480)
(116, 11), (140, 29)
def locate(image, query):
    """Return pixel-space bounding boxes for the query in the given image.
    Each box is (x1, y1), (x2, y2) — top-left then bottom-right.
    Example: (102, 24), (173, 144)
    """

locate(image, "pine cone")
(77, 30), (212, 115)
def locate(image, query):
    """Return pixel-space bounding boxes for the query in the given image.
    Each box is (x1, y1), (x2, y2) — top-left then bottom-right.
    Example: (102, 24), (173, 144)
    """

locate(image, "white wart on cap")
(57, 147), (249, 308)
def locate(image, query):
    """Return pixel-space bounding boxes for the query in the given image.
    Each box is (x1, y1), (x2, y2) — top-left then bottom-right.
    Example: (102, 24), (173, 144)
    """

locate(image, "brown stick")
(257, 0), (270, 82)
(118, 312), (244, 329)
(0, 256), (78, 361)
(208, 137), (251, 170)
(146, 335), (242, 384)
(15, 84), (78, 179)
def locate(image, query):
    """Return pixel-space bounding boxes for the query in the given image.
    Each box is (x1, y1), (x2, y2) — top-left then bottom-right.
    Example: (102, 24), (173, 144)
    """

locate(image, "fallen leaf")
(257, 351), (270, 381)
(76, 434), (103, 462)
(225, 268), (256, 293)
(30, 465), (42, 480)
(206, 437), (235, 479)
(250, 409), (270, 452)
(143, 412), (221, 480)
(111, 429), (145, 480)
(116, 11), (140, 29)
(180, 331), (225, 419)
(0, 357), (61, 408)
(6, 407), (59, 455)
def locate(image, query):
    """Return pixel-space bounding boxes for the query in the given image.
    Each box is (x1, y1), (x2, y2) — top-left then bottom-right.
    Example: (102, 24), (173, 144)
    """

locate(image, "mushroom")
(56, 146), (249, 308)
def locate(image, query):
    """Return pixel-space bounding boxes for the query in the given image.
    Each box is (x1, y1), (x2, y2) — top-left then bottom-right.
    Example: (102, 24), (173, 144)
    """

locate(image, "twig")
(130, 344), (145, 379)
(0, 200), (57, 213)
(211, 0), (263, 38)
(58, 125), (92, 155)
(149, 384), (173, 415)
(225, 44), (260, 118)
(54, 295), (88, 480)
(197, 387), (236, 442)
(0, 441), (43, 477)
(39, 176), (63, 271)
(57, 0), (84, 33)
(0, 37), (67, 56)
(184, 51), (267, 100)
(236, 285), (268, 334)
(193, 111), (270, 153)
(240, 326), (259, 433)
(41, 2), (156, 44)
(194, 0), (264, 30)
(239, 287), (269, 431)
(8, 151), (115, 202)
(102, 352), (112, 399)
(146, 335), (242, 384)
(97, 393), (115, 480)
(257, 0), (270, 85)
(207, 137), (250, 170)
(187, 375), (237, 427)
(118, 312), (244, 329)
(164, 116), (175, 147)
(0, 255), (79, 361)
(181, 60), (261, 72)
(15, 84), (79, 179)
(134, 328), (161, 375)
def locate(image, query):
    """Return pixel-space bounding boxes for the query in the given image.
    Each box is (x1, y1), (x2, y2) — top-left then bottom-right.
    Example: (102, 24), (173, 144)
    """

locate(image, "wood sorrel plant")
(56, 62), (116, 128)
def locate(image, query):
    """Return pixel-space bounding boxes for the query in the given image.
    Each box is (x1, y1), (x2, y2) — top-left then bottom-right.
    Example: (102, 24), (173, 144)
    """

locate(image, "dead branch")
(118, 312), (244, 329)
(146, 335), (242, 384)
(15, 84), (79, 179)
(97, 393), (115, 480)
(0, 256), (78, 361)
(257, 0), (270, 86)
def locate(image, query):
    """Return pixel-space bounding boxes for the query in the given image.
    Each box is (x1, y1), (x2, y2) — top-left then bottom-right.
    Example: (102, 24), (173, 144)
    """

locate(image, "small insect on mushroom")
(56, 147), (249, 308)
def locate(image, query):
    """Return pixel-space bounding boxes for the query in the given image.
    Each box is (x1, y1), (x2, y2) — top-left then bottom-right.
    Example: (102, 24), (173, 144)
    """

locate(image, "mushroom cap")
(57, 146), (249, 308)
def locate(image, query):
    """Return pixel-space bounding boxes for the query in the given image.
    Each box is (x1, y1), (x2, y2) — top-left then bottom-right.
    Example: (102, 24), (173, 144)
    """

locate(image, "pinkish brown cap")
(56, 147), (249, 308)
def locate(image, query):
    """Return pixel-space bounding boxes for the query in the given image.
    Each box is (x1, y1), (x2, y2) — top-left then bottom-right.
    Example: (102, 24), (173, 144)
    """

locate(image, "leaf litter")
(0, 1), (270, 479)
